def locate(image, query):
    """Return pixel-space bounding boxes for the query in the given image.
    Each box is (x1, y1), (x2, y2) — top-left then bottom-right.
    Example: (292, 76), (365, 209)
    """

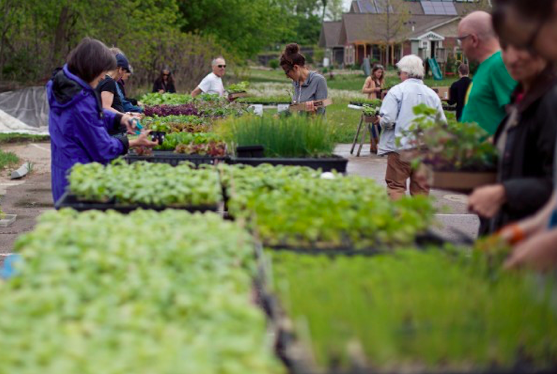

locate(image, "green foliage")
(178, 0), (289, 58)
(227, 81), (250, 93)
(220, 115), (336, 158)
(155, 132), (227, 156)
(220, 164), (435, 248)
(0, 149), (19, 170)
(267, 248), (557, 371)
(195, 97), (251, 118)
(362, 104), (380, 117)
(0, 133), (50, 144)
(144, 115), (210, 133)
(269, 60), (279, 70)
(1, 209), (283, 373)
(68, 161), (221, 206)
(401, 104), (498, 172)
(140, 92), (193, 106)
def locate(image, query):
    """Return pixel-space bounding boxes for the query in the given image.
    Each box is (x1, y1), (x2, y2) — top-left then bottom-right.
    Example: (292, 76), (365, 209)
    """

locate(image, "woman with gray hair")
(375, 54), (446, 200)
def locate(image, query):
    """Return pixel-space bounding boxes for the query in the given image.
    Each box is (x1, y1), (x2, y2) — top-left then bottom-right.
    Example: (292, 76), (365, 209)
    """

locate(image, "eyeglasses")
(456, 34), (471, 46)
(162, 73), (169, 76)
(218, 65), (226, 68)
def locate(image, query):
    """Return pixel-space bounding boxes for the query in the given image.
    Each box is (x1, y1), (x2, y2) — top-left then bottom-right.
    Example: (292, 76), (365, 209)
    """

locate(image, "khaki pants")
(385, 152), (429, 200)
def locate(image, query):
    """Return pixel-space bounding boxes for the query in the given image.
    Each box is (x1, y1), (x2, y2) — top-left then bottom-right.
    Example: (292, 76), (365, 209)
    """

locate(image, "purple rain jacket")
(47, 65), (129, 203)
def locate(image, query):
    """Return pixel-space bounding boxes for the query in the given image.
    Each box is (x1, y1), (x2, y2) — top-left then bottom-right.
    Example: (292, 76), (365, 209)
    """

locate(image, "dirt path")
(0, 142), (53, 259)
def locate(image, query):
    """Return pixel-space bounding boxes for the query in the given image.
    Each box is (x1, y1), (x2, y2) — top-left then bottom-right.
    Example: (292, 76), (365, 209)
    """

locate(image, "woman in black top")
(152, 69), (176, 93)
(97, 53), (129, 114)
(447, 63), (472, 122)
(468, 43), (556, 234)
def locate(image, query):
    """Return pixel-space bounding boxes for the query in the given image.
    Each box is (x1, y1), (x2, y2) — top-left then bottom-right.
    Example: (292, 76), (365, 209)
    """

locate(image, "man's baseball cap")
(116, 53), (130, 72)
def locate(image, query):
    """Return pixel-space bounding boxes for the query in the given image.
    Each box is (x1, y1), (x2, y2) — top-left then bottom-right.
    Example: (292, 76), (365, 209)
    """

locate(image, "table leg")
(350, 114), (364, 155)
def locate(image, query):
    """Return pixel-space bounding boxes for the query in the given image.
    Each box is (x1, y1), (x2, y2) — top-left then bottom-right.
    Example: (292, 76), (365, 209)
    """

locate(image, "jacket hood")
(51, 68), (84, 104)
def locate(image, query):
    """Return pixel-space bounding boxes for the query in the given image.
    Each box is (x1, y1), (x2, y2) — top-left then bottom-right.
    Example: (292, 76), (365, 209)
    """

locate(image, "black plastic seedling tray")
(55, 192), (218, 214)
(124, 150), (228, 167)
(227, 155), (348, 173)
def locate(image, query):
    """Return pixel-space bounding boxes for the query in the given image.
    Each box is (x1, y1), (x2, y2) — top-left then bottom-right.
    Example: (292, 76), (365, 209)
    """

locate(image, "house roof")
(339, 13), (457, 45)
(319, 21), (343, 48)
(350, 0), (483, 16)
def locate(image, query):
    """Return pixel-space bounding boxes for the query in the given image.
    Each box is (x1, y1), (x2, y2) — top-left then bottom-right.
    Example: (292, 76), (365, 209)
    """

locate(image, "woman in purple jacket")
(47, 37), (156, 202)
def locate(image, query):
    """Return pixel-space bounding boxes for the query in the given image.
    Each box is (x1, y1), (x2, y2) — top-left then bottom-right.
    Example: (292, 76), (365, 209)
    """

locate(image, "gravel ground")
(0, 142), (53, 264)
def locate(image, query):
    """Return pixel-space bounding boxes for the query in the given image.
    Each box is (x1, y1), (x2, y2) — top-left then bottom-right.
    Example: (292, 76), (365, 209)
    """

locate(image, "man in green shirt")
(458, 11), (517, 135)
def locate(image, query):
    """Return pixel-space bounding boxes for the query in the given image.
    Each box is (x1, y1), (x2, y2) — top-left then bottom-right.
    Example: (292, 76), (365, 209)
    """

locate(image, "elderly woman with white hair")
(376, 54), (446, 200)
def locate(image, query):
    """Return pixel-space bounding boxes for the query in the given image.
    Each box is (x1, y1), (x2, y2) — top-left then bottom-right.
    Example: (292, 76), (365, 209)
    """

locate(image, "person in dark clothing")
(117, 65), (142, 113)
(152, 68), (176, 93)
(447, 63), (472, 121)
(468, 42), (556, 234)
(97, 53), (130, 114)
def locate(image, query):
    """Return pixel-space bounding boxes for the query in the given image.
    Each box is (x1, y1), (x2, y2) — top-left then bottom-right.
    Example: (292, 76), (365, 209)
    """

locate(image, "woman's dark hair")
(280, 43), (306, 71)
(156, 68), (174, 85)
(371, 65), (385, 82)
(67, 37), (116, 83)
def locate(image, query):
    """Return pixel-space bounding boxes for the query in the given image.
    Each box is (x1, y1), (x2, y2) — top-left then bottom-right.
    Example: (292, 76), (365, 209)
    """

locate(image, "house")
(319, 21), (344, 66)
(319, 0), (483, 67)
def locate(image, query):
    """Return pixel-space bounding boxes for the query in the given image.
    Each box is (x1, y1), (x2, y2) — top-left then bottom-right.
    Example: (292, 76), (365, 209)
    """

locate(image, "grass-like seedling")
(220, 115), (337, 158)
(267, 247), (557, 372)
(0, 149), (19, 170)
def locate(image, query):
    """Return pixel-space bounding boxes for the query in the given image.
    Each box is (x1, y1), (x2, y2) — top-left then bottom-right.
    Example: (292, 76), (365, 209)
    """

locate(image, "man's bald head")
(458, 11), (501, 63)
(459, 11), (496, 41)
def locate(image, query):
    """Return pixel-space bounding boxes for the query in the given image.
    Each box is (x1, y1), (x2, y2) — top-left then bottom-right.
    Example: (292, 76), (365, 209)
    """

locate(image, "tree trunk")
(51, 6), (71, 69)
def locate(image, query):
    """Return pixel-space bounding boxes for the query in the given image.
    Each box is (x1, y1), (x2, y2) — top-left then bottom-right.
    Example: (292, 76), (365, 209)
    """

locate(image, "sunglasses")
(162, 73), (169, 76)
(218, 65), (226, 68)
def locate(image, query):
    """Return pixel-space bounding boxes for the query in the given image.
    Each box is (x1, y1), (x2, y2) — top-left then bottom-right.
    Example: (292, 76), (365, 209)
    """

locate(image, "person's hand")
(121, 114), (137, 134)
(305, 101), (316, 112)
(468, 184), (506, 218)
(158, 89), (165, 94)
(504, 229), (557, 271)
(373, 115), (381, 124)
(129, 130), (159, 148)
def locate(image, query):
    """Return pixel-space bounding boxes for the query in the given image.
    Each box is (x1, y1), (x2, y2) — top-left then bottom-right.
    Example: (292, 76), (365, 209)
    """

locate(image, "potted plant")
(401, 104), (498, 192)
(227, 81), (250, 100)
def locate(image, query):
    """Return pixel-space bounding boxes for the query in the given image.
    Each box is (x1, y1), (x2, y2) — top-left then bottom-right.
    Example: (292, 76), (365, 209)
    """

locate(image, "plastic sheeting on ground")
(0, 87), (49, 134)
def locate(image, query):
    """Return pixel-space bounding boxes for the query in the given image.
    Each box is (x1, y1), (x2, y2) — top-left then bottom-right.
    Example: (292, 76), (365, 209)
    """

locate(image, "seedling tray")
(124, 151), (228, 167)
(0, 214), (17, 227)
(228, 155), (348, 173)
(55, 192), (218, 214)
(255, 245), (557, 374)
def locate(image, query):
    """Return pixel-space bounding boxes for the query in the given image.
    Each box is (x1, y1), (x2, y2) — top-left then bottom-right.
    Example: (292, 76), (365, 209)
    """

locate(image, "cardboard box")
(432, 87), (449, 101)
(228, 91), (248, 100)
(289, 98), (332, 112)
(428, 168), (497, 193)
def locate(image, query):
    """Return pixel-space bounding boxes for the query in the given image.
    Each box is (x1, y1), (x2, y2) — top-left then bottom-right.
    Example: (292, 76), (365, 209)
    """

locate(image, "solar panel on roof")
(421, 0), (457, 15)
(443, 2), (458, 15)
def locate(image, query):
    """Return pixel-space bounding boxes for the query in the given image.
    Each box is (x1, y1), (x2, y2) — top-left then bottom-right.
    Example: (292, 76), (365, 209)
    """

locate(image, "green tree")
(178, 0), (287, 58)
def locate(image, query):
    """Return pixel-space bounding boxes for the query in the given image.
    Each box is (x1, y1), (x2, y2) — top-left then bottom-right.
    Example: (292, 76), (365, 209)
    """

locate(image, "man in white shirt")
(376, 54), (446, 200)
(191, 57), (226, 97)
